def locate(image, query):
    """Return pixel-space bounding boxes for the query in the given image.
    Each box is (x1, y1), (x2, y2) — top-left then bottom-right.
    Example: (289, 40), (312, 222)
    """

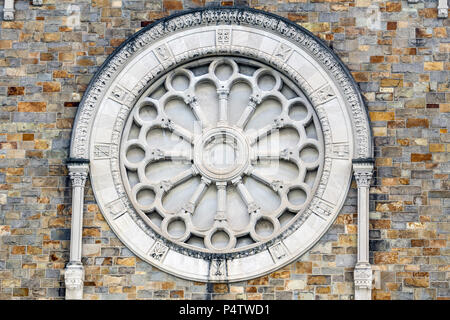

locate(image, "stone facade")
(0, 0), (448, 300)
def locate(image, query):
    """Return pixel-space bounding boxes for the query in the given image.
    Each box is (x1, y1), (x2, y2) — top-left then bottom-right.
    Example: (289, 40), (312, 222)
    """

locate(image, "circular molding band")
(70, 7), (373, 282)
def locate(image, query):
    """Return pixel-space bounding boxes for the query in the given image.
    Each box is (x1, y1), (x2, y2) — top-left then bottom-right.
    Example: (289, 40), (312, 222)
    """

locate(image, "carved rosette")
(70, 8), (373, 283)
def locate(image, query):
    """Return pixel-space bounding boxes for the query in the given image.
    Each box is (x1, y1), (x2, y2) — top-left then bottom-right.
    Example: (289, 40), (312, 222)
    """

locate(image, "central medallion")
(194, 127), (250, 182)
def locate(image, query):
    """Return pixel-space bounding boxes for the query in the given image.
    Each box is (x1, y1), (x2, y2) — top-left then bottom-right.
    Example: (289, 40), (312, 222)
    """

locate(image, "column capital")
(67, 160), (89, 188)
(352, 160), (374, 188)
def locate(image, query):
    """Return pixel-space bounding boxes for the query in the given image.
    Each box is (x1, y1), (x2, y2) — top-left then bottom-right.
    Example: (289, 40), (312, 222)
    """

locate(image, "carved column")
(65, 160), (89, 300)
(438, 0), (449, 18)
(352, 160), (374, 300)
(3, 0), (15, 20)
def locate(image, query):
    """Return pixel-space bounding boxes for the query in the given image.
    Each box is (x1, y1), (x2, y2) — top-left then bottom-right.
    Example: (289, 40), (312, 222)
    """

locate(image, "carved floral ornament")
(69, 8), (373, 282)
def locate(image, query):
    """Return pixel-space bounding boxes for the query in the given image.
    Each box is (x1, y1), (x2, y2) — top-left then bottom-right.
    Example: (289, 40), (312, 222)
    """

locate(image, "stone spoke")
(147, 148), (192, 162)
(156, 166), (198, 194)
(232, 177), (260, 215)
(184, 94), (211, 128)
(215, 182), (227, 222)
(159, 117), (194, 144)
(236, 94), (262, 128)
(248, 117), (287, 145)
(181, 177), (211, 214)
(217, 88), (230, 125)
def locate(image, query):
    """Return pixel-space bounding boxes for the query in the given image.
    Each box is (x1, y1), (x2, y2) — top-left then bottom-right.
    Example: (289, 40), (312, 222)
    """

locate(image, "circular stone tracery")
(76, 7), (372, 282)
(120, 57), (324, 253)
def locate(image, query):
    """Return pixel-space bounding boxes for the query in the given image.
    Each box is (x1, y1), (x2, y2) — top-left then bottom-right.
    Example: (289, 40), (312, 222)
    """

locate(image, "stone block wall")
(0, 0), (448, 300)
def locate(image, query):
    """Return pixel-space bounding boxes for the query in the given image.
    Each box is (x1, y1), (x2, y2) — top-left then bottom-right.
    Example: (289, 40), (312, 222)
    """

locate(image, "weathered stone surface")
(0, 0), (447, 301)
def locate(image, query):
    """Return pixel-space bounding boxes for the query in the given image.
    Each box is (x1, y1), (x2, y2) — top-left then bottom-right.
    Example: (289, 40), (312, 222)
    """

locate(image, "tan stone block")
(58, 52), (74, 61)
(32, 177), (58, 187)
(103, 275), (123, 286)
(381, 79), (403, 87)
(163, 0), (183, 10)
(213, 283), (228, 293)
(22, 133), (34, 141)
(419, 8), (437, 18)
(406, 118), (429, 128)
(13, 288), (29, 297)
(270, 269), (290, 279)
(2, 278), (21, 287)
(413, 138), (428, 146)
(295, 261), (312, 274)
(0, 225), (10, 235)
(355, 0), (371, 7)
(170, 290), (184, 299)
(77, 58), (95, 66)
(373, 127), (387, 136)
(429, 143), (445, 152)
(300, 22), (330, 33)
(404, 278), (428, 288)
(43, 33), (61, 42)
(405, 98), (425, 108)
(316, 286), (331, 294)
(115, 257), (136, 266)
(48, 217), (65, 228)
(53, 70), (70, 78)
(411, 153), (432, 162)
(385, 1), (401, 12)
(2, 21), (24, 29)
(34, 140), (49, 150)
(11, 246), (25, 254)
(286, 280), (306, 290)
(6, 168), (24, 176)
(56, 119), (73, 129)
(43, 82), (61, 93)
(7, 87), (25, 96)
(338, 234), (356, 246)
(307, 275), (329, 285)
(424, 62), (443, 71)
(374, 252), (398, 264)
(346, 224), (357, 234)
(429, 240), (446, 248)
(351, 72), (369, 82)
(27, 246), (42, 255)
(376, 201), (403, 212)
(369, 111), (395, 121)
(372, 290), (391, 300)
(423, 248), (440, 256)
(0, 40), (12, 49)
(18, 102), (46, 112)
(434, 27), (447, 38)
(247, 276), (269, 285)
(82, 228), (100, 237)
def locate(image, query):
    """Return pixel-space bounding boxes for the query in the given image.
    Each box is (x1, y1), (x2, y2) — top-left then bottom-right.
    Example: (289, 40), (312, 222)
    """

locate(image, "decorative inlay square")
(93, 143), (111, 159)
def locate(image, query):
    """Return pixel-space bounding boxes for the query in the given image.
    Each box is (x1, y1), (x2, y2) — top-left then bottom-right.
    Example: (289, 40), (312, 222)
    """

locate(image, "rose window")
(120, 57), (324, 253)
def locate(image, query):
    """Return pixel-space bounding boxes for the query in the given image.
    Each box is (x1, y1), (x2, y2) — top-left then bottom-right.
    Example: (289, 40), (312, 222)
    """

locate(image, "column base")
(355, 287), (372, 300)
(354, 262), (372, 300)
(65, 262), (84, 300)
